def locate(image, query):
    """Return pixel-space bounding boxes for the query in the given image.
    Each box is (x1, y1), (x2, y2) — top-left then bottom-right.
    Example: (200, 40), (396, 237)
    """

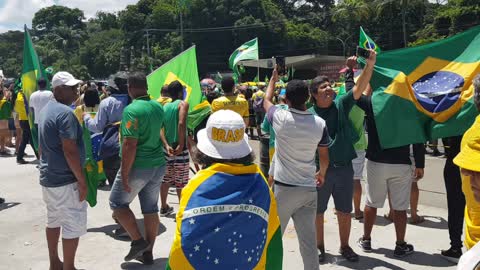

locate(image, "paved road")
(0, 144), (459, 270)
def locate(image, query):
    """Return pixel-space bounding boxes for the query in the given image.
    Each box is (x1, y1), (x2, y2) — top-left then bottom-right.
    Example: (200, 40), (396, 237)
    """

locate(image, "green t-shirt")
(120, 96), (165, 169)
(349, 105), (367, 151)
(0, 98), (13, 120)
(309, 91), (358, 166)
(163, 99), (184, 146)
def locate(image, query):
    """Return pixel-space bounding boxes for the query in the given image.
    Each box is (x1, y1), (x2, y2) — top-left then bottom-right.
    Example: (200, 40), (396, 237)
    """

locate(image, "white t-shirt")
(30, 90), (54, 124)
(458, 242), (480, 270)
(267, 106), (330, 187)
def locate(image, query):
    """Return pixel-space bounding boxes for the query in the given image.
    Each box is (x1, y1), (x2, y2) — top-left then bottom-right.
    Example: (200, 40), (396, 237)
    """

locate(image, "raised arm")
(351, 51), (376, 100)
(264, 68), (278, 113)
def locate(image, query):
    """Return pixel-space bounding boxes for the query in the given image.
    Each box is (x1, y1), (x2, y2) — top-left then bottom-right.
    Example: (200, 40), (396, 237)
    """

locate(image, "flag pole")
(257, 60), (260, 82)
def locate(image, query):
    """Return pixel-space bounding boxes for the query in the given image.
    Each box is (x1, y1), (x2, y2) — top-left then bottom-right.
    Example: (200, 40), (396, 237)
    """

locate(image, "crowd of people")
(1, 48), (480, 270)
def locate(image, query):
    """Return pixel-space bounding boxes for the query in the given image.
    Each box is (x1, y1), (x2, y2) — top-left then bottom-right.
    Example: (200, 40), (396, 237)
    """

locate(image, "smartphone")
(275, 56), (286, 76)
(356, 46), (370, 59)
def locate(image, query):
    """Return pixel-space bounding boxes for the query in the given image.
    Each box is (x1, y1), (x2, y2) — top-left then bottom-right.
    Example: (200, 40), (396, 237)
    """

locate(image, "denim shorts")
(316, 163), (354, 214)
(109, 165), (166, 214)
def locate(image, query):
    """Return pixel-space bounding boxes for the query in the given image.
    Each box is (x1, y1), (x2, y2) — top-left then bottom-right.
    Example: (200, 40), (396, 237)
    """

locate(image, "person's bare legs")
(160, 182), (170, 210)
(338, 212), (352, 248)
(362, 205), (377, 240)
(353, 180), (363, 218)
(176, 188), (182, 202)
(143, 213), (160, 251)
(315, 214), (324, 248)
(46, 227), (62, 270)
(393, 210), (407, 243)
(114, 208), (142, 240)
(410, 182), (423, 223)
(62, 237), (79, 270)
(15, 128), (22, 153)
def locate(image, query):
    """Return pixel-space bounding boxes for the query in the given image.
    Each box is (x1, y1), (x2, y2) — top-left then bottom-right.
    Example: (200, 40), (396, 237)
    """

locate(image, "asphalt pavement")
(0, 142), (460, 270)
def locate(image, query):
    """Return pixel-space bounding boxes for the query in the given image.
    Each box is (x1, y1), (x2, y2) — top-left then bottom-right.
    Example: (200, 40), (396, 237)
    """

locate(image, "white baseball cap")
(52, 71), (82, 88)
(197, 110), (252, 159)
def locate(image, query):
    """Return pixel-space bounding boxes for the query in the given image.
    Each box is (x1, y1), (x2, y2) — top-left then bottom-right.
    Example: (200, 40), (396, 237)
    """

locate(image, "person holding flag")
(166, 109), (283, 270)
(14, 86), (36, 164)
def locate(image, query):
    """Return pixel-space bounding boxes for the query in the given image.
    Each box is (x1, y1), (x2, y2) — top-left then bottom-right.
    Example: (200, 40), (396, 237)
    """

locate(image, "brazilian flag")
(21, 25), (48, 152)
(77, 110), (106, 207)
(166, 163), (283, 270)
(147, 46), (202, 111)
(368, 25), (480, 148)
(359, 26), (381, 52)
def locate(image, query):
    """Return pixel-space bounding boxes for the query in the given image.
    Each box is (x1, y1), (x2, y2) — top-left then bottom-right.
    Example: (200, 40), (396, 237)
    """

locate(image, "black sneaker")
(357, 237), (372, 252)
(124, 239), (150, 261)
(340, 246), (359, 262)
(318, 245), (325, 263)
(160, 206), (174, 217)
(394, 242), (414, 258)
(441, 247), (462, 263)
(16, 159), (29, 165)
(136, 251), (154, 265)
(114, 227), (130, 238)
(0, 197), (5, 204)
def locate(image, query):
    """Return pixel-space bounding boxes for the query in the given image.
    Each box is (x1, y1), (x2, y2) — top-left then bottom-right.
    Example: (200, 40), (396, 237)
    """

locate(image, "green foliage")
(0, 0), (478, 80)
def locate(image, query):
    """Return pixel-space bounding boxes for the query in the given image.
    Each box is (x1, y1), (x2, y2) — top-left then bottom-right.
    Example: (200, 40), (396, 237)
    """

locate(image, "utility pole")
(180, 11), (184, 51)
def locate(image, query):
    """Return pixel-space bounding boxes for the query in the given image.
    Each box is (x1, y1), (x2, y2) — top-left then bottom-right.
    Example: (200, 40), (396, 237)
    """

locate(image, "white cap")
(197, 110), (252, 159)
(52, 71), (82, 88)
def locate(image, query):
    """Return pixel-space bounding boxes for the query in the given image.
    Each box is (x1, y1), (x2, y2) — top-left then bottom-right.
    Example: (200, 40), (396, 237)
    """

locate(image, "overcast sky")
(0, 0), (138, 33)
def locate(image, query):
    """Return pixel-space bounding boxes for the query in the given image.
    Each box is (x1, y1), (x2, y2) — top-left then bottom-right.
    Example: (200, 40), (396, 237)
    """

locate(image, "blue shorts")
(109, 165), (166, 214)
(316, 163), (354, 214)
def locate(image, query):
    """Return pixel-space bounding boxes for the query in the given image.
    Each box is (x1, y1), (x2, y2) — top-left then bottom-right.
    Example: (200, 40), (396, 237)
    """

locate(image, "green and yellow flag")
(359, 26), (381, 52)
(229, 38), (259, 78)
(22, 25), (48, 151)
(147, 46), (202, 111)
(368, 25), (480, 148)
(166, 163), (283, 270)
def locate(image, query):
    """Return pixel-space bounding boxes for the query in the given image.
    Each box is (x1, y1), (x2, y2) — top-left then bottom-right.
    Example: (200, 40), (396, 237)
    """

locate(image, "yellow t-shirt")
(252, 90), (266, 100)
(14, 92), (28, 120)
(460, 115), (480, 249)
(211, 95), (249, 118)
(157, 96), (172, 106)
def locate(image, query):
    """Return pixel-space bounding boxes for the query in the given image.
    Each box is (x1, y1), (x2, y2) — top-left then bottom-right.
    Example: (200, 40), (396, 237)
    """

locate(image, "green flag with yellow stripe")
(21, 25), (48, 151)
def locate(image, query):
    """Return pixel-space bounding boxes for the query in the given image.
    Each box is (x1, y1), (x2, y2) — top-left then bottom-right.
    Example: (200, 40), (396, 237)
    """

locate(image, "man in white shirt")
(30, 78), (53, 128)
(263, 69), (330, 270)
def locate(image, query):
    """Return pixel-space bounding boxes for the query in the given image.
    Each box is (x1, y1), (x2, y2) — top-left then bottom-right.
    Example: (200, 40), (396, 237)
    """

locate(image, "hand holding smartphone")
(356, 46), (370, 59)
(275, 56), (286, 76)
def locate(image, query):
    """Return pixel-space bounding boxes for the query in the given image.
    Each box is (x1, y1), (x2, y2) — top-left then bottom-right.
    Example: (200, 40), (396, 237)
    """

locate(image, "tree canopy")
(0, 0), (478, 80)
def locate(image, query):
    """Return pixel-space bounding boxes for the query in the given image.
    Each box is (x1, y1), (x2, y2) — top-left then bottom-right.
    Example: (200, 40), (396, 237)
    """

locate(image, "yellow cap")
(454, 128), (480, 172)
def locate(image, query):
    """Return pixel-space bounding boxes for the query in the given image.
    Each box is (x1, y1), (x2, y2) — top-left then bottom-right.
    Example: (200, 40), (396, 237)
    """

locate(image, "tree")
(32, 6), (85, 37)
(375, 0), (428, 47)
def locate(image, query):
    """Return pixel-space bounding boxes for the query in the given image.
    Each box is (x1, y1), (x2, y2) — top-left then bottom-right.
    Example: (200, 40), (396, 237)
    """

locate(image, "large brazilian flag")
(368, 25), (480, 148)
(166, 163), (283, 270)
(21, 25), (48, 151)
(147, 46), (202, 111)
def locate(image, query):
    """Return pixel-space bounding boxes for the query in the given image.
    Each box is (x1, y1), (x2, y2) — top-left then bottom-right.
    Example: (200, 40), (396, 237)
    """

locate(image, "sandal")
(409, 216), (425, 225)
(354, 211), (364, 220)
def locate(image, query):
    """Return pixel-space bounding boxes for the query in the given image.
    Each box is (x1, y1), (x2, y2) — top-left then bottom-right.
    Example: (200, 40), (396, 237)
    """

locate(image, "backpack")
(98, 122), (120, 160)
(253, 93), (265, 113)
